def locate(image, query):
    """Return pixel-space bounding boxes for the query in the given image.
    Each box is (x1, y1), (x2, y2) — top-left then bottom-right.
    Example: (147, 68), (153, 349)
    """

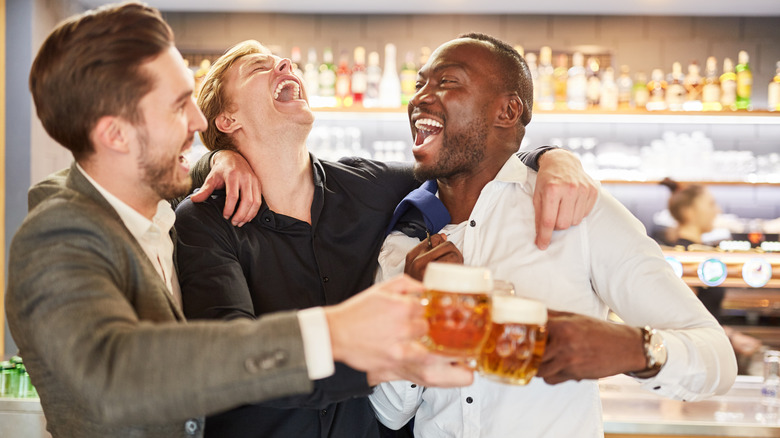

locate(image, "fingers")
(533, 190), (557, 251)
(229, 180), (262, 227)
(190, 179), (217, 203)
(222, 182), (240, 222)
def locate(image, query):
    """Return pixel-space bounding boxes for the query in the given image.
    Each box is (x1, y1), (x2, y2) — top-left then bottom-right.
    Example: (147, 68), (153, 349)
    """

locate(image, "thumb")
(190, 181), (214, 203)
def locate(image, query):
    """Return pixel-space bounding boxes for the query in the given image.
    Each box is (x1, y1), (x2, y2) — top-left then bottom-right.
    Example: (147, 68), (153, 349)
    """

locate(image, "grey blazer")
(6, 163), (313, 437)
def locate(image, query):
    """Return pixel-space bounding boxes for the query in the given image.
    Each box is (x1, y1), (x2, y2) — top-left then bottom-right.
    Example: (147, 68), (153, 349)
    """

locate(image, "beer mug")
(421, 262), (493, 358)
(478, 294), (547, 385)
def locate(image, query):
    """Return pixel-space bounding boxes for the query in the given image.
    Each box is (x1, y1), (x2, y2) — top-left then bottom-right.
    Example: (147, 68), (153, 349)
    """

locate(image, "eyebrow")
(173, 89), (192, 107)
(421, 62), (468, 77)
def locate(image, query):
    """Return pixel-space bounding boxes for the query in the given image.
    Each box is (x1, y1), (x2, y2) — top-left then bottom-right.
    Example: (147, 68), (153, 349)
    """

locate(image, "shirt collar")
(494, 154), (530, 186)
(75, 163), (175, 240)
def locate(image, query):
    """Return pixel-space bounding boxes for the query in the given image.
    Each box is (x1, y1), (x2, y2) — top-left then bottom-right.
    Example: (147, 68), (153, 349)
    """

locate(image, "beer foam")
(423, 262), (493, 294)
(491, 295), (547, 325)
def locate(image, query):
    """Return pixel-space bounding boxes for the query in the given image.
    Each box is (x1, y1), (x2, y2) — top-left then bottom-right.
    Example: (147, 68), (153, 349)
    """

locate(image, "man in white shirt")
(6, 4), (473, 438)
(369, 33), (738, 437)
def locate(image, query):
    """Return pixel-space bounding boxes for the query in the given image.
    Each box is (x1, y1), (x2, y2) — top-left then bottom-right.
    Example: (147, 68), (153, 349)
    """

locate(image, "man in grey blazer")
(5, 3), (473, 438)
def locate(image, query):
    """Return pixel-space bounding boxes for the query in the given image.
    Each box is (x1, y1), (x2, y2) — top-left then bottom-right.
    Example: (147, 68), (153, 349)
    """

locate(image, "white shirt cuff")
(297, 307), (335, 380)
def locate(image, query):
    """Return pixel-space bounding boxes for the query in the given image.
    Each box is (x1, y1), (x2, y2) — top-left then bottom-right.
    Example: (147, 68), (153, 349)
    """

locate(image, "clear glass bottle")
(600, 67), (619, 111)
(553, 53), (569, 110)
(666, 62), (686, 111)
(683, 62), (703, 111)
(769, 61), (780, 112)
(379, 43), (402, 108)
(335, 50), (352, 107)
(720, 57), (737, 111)
(616, 65), (633, 110)
(303, 48), (320, 104)
(702, 56), (722, 111)
(363, 51), (382, 108)
(633, 72), (649, 110)
(537, 46), (555, 110)
(566, 52), (587, 111)
(585, 57), (601, 109)
(646, 68), (667, 111)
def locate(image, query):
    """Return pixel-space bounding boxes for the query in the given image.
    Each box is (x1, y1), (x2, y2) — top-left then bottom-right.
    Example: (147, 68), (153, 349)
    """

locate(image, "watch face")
(649, 332), (667, 367)
(742, 257), (772, 288)
(697, 258), (727, 287)
(665, 256), (683, 278)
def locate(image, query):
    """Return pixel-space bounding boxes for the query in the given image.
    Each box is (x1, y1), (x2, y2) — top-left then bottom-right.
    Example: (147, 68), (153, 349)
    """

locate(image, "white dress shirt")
(75, 164), (334, 380)
(370, 155), (737, 438)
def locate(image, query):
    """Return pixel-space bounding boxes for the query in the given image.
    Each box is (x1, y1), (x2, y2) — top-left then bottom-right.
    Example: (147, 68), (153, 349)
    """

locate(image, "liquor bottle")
(769, 61), (780, 112)
(419, 46), (431, 67)
(553, 53), (569, 109)
(666, 62), (685, 111)
(616, 65), (633, 110)
(720, 57), (737, 111)
(525, 52), (539, 109)
(351, 47), (368, 106)
(318, 48), (337, 107)
(537, 46), (555, 110)
(363, 50), (382, 108)
(683, 62), (703, 111)
(585, 57), (601, 109)
(290, 46), (304, 80)
(735, 50), (753, 110)
(335, 50), (352, 107)
(633, 72), (649, 110)
(513, 45), (525, 57)
(600, 67), (619, 111)
(701, 56), (722, 111)
(400, 51), (418, 105)
(194, 59), (211, 98)
(646, 68), (667, 111)
(566, 52), (587, 110)
(379, 43), (402, 108)
(303, 48), (320, 104)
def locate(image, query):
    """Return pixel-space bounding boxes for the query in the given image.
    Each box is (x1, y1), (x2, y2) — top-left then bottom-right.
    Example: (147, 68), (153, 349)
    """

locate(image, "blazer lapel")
(66, 163), (187, 321)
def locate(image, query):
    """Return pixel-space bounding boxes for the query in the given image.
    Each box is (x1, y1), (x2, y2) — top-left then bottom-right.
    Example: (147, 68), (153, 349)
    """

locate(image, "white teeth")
(273, 80), (301, 101)
(415, 118), (443, 130)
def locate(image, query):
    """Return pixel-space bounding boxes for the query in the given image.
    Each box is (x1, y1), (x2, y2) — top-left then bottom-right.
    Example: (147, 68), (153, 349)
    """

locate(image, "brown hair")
(29, 2), (173, 161)
(197, 40), (266, 151)
(660, 177), (705, 224)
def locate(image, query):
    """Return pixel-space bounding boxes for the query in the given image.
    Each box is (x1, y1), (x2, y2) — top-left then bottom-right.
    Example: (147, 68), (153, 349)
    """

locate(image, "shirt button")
(264, 217), (271, 223)
(411, 384), (417, 388)
(321, 409), (328, 416)
(469, 220), (476, 227)
(322, 276), (329, 283)
(184, 419), (199, 435)
(466, 397), (474, 404)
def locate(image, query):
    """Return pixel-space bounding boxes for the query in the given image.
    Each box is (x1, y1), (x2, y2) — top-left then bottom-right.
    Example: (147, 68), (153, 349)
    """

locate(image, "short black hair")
(458, 32), (533, 128)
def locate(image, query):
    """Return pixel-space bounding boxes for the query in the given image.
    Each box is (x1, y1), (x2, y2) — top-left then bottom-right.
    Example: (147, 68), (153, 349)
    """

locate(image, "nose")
(188, 98), (207, 132)
(409, 82), (434, 108)
(276, 58), (293, 74)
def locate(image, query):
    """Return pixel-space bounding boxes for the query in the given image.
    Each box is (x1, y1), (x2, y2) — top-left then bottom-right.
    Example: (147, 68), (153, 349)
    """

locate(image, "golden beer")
(421, 263), (493, 357)
(478, 295), (547, 385)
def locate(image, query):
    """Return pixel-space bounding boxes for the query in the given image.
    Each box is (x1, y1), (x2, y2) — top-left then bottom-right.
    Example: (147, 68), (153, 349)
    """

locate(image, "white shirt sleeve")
(370, 380), (425, 430)
(296, 307), (335, 380)
(585, 190), (737, 400)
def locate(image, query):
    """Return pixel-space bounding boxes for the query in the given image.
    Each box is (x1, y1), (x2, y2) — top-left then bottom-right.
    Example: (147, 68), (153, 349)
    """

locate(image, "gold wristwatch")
(626, 326), (667, 379)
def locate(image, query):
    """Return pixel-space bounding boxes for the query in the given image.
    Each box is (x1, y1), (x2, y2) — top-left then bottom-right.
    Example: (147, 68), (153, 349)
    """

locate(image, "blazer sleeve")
(6, 199), (313, 426)
(175, 196), (373, 408)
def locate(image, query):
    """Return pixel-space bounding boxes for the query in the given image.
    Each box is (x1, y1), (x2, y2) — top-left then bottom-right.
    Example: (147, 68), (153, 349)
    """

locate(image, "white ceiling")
(79, 0), (780, 16)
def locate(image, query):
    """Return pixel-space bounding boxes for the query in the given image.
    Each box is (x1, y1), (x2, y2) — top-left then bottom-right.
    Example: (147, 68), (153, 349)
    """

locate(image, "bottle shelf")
(313, 107), (780, 125)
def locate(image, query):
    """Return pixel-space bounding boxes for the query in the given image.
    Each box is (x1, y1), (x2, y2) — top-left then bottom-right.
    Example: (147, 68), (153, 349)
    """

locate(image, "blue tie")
(386, 180), (451, 240)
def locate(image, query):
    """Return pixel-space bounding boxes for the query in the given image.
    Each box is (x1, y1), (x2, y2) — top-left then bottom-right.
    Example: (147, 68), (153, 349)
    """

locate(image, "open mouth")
(274, 79), (302, 102)
(414, 118), (444, 146)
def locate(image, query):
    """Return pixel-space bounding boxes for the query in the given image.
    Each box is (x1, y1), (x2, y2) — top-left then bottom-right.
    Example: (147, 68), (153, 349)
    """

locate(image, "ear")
(495, 94), (523, 129)
(215, 113), (241, 134)
(91, 116), (131, 154)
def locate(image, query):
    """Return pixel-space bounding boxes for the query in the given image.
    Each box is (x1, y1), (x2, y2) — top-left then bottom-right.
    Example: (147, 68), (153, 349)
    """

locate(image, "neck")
(437, 158), (506, 224)
(79, 158), (159, 220)
(237, 129), (315, 223)
(676, 224), (703, 244)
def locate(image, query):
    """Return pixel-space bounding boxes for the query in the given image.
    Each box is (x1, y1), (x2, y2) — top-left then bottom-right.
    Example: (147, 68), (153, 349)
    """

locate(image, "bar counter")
(602, 374), (780, 437)
(0, 374), (776, 437)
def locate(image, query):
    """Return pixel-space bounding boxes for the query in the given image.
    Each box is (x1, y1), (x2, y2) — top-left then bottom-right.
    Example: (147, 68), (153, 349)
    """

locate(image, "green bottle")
(0, 361), (18, 397)
(735, 50), (752, 110)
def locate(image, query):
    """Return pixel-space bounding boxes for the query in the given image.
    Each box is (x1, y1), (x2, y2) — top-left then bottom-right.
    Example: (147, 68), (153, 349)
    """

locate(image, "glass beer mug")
(421, 262), (493, 358)
(478, 294), (548, 385)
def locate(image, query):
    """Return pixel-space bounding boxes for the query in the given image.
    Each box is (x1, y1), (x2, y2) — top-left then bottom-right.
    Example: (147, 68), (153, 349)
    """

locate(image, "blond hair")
(197, 40), (266, 151)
